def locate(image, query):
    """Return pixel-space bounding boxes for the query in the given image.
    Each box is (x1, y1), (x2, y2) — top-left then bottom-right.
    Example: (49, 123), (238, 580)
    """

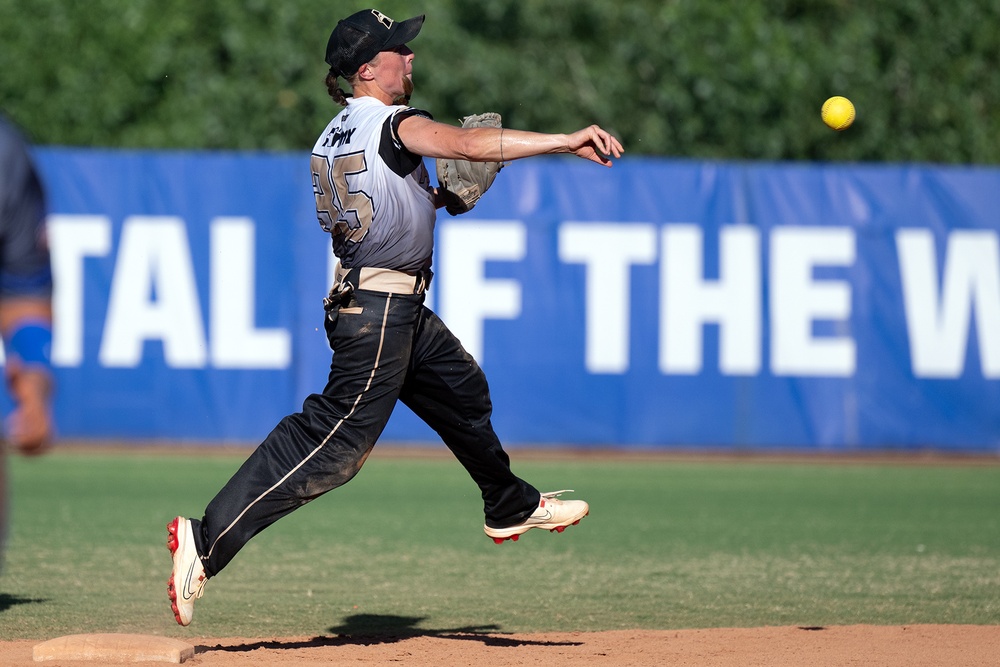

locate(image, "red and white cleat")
(484, 491), (589, 544)
(166, 516), (208, 626)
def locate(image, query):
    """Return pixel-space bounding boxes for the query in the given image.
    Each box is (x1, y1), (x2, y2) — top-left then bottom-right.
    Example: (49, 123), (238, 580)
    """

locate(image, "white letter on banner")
(438, 221), (525, 363)
(100, 216), (207, 368)
(897, 229), (1000, 378)
(210, 217), (290, 368)
(46, 215), (112, 366)
(660, 224), (761, 375)
(770, 227), (856, 376)
(559, 223), (657, 373)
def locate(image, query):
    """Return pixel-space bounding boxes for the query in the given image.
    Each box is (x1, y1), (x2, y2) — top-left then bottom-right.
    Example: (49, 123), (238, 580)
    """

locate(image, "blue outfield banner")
(16, 148), (1000, 452)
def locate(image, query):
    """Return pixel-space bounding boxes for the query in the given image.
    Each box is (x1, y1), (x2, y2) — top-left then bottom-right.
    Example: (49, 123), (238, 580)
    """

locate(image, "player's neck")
(351, 82), (395, 106)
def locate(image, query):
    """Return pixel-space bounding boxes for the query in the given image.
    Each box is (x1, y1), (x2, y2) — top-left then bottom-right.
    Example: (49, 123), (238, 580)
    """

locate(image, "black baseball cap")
(325, 9), (425, 78)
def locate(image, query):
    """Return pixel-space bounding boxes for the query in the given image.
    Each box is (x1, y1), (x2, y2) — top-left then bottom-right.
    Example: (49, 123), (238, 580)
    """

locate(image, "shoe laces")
(193, 574), (208, 599)
(539, 490), (574, 506)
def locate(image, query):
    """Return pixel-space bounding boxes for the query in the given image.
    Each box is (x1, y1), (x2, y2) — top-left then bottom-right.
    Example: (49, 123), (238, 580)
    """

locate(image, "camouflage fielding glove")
(435, 112), (505, 215)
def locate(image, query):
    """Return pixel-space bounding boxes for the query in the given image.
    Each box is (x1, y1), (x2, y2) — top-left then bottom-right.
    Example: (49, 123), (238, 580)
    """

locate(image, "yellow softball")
(822, 96), (855, 131)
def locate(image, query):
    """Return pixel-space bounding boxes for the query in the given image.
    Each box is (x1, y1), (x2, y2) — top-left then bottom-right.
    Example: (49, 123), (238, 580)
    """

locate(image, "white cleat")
(166, 516), (207, 626)
(484, 490), (589, 544)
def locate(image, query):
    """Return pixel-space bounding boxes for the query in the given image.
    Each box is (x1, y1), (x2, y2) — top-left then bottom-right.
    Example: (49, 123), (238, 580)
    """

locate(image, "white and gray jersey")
(310, 96), (436, 273)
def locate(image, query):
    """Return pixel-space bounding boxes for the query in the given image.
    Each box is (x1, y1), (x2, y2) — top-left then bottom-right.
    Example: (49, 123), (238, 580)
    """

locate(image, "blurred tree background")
(1, 0), (997, 163)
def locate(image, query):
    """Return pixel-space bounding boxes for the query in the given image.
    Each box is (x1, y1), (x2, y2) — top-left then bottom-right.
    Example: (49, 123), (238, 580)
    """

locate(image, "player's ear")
(358, 60), (377, 81)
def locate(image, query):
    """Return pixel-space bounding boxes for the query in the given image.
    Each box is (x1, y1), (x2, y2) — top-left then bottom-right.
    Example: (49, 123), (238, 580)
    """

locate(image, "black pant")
(192, 287), (540, 576)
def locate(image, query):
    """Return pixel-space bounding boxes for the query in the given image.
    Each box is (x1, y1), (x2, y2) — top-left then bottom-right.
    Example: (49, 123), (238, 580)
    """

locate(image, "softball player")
(168, 8), (623, 626)
(0, 112), (55, 571)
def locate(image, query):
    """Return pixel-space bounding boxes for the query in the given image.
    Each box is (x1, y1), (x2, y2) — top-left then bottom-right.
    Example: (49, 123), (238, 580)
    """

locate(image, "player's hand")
(5, 366), (53, 456)
(6, 400), (53, 456)
(567, 125), (624, 167)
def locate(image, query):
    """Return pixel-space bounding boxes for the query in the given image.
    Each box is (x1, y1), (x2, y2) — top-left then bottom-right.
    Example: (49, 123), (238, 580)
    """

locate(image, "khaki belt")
(335, 265), (430, 295)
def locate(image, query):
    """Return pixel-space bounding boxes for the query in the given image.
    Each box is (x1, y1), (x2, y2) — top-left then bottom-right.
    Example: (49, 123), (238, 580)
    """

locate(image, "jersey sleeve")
(378, 107), (433, 178)
(0, 122), (52, 298)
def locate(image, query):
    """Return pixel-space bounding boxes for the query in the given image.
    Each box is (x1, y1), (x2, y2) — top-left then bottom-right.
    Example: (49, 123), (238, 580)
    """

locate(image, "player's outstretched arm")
(398, 116), (624, 166)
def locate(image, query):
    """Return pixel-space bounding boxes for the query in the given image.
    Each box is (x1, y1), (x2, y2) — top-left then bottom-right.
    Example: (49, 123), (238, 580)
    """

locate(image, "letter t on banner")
(559, 223), (657, 373)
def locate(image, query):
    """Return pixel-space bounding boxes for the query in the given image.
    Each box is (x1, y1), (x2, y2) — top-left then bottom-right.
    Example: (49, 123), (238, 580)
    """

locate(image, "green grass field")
(1, 448), (998, 640)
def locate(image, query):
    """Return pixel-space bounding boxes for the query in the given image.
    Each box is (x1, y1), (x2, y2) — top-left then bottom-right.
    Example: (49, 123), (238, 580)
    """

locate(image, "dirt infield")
(3, 625), (999, 666)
